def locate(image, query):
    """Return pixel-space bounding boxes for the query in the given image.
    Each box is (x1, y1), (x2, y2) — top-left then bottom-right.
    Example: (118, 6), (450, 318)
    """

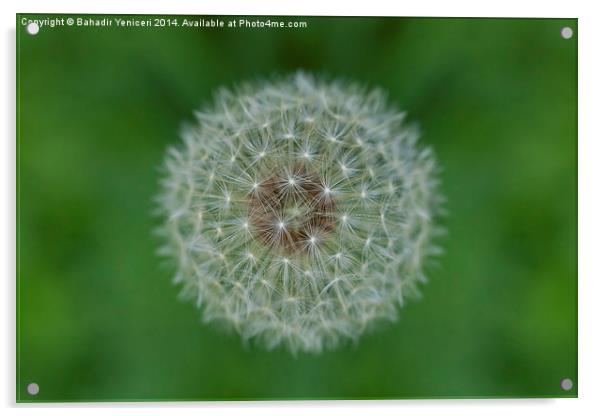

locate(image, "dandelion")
(158, 72), (441, 353)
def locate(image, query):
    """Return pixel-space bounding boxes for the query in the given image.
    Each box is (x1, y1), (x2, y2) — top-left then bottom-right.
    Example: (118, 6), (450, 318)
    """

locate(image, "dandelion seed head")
(158, 72), (441, 354)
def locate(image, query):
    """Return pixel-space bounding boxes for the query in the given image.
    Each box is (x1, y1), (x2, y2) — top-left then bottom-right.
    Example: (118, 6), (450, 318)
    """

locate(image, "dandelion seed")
(158, 72), (441, 354)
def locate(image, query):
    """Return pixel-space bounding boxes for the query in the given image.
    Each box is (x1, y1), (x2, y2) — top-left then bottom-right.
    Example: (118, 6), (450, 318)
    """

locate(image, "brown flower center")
(248, 165), (336, 255)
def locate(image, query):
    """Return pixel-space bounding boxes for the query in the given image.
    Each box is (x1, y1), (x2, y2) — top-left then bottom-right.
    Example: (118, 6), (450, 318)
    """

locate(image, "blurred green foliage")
(17, 15), (577, 401)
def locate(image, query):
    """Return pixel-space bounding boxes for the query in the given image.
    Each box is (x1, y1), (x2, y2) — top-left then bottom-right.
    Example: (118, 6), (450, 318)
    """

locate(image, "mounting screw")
(26, 382), (39, 396)
(560, 378), (574, 391)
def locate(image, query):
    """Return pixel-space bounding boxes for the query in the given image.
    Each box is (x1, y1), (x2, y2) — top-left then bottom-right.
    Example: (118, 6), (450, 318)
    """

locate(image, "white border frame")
(3, 1), (599, 415)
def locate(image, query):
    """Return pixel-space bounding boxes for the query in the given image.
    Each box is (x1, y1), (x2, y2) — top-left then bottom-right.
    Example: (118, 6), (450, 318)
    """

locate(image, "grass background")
(17, 15), (577, 401)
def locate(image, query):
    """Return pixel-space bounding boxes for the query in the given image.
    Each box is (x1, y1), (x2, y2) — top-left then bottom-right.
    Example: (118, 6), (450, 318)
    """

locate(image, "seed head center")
(248, 165), (336, 254)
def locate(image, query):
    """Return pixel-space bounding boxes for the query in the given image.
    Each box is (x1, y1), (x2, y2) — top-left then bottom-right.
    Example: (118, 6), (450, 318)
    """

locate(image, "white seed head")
(158, 72), (441, 354)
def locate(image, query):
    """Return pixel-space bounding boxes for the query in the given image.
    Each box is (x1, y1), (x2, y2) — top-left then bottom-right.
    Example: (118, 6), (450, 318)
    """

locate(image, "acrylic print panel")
(16, 14), (577, 402)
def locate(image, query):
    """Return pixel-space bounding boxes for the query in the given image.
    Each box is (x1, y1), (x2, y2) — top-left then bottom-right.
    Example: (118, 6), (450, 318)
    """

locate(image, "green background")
(17, 15), (577, 401)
